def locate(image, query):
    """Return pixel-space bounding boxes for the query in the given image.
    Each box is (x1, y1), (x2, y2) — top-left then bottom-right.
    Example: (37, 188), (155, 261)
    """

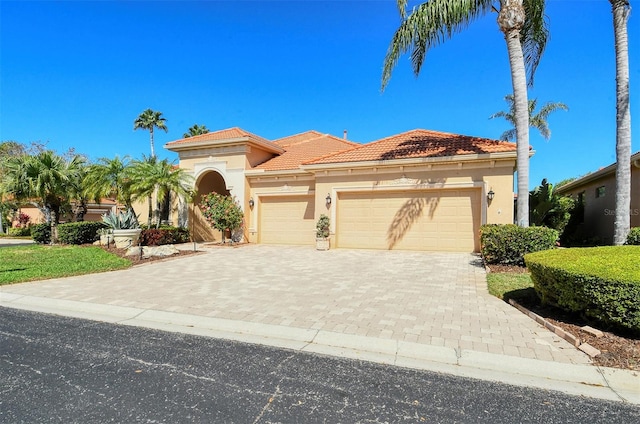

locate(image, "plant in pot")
(102, 209), (141, 248)
(316, 214), (330, 251)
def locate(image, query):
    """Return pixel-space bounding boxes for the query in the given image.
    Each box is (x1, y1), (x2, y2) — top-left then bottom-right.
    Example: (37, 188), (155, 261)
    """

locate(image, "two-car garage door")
(336, 189), (480, 252)
(258, 189), (481, 251)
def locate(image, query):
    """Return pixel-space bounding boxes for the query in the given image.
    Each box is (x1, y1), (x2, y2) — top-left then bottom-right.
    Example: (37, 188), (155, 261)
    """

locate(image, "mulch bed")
(487, 264), (640, 371)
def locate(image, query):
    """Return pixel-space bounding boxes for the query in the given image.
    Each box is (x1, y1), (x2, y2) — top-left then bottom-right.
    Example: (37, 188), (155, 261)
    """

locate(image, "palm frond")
(521, 0), (549, 87)
(382, 0), (494, 90)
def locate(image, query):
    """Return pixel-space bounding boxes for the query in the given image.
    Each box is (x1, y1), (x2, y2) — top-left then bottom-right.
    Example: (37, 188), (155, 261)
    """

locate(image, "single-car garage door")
(336, 189), (480, 252)
(259, 195), (316, 245)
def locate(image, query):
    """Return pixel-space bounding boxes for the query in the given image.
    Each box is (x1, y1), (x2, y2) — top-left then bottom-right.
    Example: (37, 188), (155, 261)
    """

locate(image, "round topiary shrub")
(525, 246), (640, 334)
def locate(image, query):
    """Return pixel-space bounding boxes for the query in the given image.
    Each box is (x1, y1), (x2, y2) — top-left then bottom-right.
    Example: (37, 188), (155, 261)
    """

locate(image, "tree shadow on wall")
(386, 188), (443, 250)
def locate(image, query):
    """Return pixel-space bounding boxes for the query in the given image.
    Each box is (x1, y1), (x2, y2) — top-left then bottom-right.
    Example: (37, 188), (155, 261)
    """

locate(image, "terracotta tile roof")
(255, 133), (358, 171)
(165, 127), (271, 147)
(273, 130), (324, 147)
(305, 129), (517, 165)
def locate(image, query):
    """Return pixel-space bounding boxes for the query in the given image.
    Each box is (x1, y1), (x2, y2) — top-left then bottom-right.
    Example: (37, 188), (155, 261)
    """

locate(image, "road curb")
(1, 295), (637, 404)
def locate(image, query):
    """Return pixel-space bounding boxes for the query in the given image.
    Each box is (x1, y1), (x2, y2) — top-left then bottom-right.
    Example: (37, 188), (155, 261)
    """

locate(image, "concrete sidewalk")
(1, 244), (638, 403)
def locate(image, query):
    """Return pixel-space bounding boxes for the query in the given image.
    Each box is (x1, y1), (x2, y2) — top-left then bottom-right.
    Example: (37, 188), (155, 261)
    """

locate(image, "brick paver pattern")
(1, 245), (590, 365)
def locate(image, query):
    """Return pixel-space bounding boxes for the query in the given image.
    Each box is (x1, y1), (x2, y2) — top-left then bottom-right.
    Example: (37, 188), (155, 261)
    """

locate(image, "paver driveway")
(1, 244), (589, 364)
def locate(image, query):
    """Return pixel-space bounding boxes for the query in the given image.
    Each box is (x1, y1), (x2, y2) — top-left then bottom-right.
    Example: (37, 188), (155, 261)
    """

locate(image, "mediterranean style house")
(555, 151), (640, 245)
(164, 127), (519, 252)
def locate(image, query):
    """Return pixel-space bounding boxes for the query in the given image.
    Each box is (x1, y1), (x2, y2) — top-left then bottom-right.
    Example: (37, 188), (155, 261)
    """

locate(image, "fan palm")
(490, 94), (568, 141)
(134, 109), (168, 158)
(84, 156), (134, 211)
(382, 0), (549, 227)
(183, 124), (210, 138)
(611, 0), (632, 245)
(0, 151), (85, 243)
(130, 156), (193, 227)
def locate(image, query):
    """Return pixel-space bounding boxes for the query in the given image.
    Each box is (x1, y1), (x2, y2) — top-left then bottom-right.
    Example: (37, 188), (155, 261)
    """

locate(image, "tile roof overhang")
(164, 127), (284, 155)
(300, 129), (519, 171)
(556, 151), (640, 194)
(246, 131), (358, 175)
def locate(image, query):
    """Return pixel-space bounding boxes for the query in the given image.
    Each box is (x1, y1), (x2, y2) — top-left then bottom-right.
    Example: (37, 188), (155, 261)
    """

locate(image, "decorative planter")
(99, 233), (113, 246)
(112, 229), (142, 249)
(316, 237), (330, 251)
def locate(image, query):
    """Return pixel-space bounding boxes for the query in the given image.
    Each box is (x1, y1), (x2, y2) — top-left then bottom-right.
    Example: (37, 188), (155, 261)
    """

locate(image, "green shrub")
(480, 224), (558, 265)
(140, 227), (190, 246)
(316, 214), (330, 238)
(31, 223), (51, 244)
(525, 246), (640, 334)
(625, 227), (640, 245)
(58, 221), (107, 245)
(199, 193), (243, 243)
(8, 227), (31, 237)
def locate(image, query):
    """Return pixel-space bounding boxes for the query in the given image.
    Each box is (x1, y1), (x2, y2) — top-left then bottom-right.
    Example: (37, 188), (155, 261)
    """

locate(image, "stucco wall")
(560, 165), (640, 245)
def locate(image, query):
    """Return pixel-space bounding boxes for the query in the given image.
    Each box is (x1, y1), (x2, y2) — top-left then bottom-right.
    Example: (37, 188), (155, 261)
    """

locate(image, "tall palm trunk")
(612, 0), (631, 245)
(499, 0), (530, 227)
(149, 128), (156, 158)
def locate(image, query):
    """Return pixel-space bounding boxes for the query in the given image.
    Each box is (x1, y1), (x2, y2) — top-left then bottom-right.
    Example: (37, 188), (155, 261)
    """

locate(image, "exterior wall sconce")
(249, 198), (255, 208)
(487, 189), (495, 201)
(325, 193), (332, 206)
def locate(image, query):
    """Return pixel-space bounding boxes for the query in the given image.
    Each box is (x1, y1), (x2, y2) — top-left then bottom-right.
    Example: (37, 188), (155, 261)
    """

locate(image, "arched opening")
(190, 170), (230, 242)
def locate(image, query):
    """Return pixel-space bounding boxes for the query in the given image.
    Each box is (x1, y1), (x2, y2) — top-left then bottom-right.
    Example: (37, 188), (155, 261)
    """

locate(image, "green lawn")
(486, 271), (539, 304)
(0, 245), (131, 285)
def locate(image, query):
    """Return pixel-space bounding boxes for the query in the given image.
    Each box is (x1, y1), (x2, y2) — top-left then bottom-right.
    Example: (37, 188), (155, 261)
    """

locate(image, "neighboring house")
(12, 200), (117, 227)
(555, 152), (640, 245)
(165, 127), (518, 252)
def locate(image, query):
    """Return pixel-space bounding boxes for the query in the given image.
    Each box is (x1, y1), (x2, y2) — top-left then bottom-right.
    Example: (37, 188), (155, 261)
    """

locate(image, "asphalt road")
(1, 307), (638, 423)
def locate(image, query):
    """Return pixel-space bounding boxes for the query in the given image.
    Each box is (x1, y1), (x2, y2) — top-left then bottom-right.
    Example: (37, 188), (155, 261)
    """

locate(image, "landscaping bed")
(486, 264), (640, 371)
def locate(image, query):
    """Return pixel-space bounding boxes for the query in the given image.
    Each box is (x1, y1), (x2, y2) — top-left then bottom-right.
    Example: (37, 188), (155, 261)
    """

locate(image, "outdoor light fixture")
(249, 198), (255, 208)
(325, 193), (332, 206)
(487, 189), (495, 201)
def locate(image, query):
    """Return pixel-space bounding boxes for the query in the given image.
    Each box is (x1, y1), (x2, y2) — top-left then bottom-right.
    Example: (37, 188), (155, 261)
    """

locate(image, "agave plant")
(102, 209), (140, 230)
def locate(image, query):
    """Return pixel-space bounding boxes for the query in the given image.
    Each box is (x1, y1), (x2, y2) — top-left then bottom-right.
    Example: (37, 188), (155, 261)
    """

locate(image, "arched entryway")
(190, 170), (231, 242)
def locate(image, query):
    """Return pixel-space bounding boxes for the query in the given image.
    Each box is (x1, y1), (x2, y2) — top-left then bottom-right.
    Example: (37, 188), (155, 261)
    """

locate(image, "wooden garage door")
(259, 195), (316, 245)
(336, 189), (480, 252)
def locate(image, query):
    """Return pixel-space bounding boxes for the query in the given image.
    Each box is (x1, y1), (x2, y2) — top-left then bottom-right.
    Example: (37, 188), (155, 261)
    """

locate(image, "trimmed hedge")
(525, 246), (640, 334)
(8, 227), (31, 237)
(626, 227), (640, 245)
(31, 223), (51, 244)
(480, 224), (558, 265)
(140, 227), (190, 246)
(58, 221), (107, 245)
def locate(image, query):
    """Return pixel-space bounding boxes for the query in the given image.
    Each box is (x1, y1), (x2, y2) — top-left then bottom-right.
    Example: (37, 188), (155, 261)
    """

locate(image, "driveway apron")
(0, 244), (589, 365)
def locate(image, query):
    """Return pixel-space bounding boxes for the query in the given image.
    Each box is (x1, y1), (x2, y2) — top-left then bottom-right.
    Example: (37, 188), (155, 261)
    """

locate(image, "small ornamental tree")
(199, 193), (244, 243)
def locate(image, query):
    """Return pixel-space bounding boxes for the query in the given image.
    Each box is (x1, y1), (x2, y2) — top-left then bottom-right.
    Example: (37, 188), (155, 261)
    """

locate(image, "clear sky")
(1, 0), (637, 189)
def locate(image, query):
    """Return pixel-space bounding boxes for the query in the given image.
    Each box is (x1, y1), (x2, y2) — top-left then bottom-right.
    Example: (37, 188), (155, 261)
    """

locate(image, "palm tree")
(382, 0), (548, 227)
(84, 156), (134, 211)
(129, 156), (193, 228)
(183, 124), (210, 138)
(0, 151), (85, 243)
(133, 109), (168, 157)
(490, 94), (568, 141)
(611, 0), (632, 245)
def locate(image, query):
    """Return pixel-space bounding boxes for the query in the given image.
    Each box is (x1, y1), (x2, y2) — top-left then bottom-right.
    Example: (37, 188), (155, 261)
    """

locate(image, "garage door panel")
(337, 189), (480, 252)
(259, 196), (315, 245)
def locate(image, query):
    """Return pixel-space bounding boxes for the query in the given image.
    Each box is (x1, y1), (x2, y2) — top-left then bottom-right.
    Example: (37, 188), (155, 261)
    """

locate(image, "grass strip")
(0, 245), (131, 285)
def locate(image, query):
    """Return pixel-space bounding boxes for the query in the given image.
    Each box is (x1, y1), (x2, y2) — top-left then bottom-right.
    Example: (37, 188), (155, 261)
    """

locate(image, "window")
(577, 191), (585, 204)
(596, 186), (606, 198)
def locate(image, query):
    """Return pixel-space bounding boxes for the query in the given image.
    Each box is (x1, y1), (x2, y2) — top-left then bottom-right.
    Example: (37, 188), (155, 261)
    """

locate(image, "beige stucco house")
(164, 127), (519, 252)
(556, 152), (640, 245)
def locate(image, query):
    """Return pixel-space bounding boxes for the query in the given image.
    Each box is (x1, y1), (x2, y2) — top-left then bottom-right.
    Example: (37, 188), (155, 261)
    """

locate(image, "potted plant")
(102, 209), (141, 248)
(316, 214), (330, 251)
(97, 227), (113, 246)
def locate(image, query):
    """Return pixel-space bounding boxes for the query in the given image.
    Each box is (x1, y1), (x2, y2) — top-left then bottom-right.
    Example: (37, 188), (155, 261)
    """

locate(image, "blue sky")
(1, 0), (637, 189)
